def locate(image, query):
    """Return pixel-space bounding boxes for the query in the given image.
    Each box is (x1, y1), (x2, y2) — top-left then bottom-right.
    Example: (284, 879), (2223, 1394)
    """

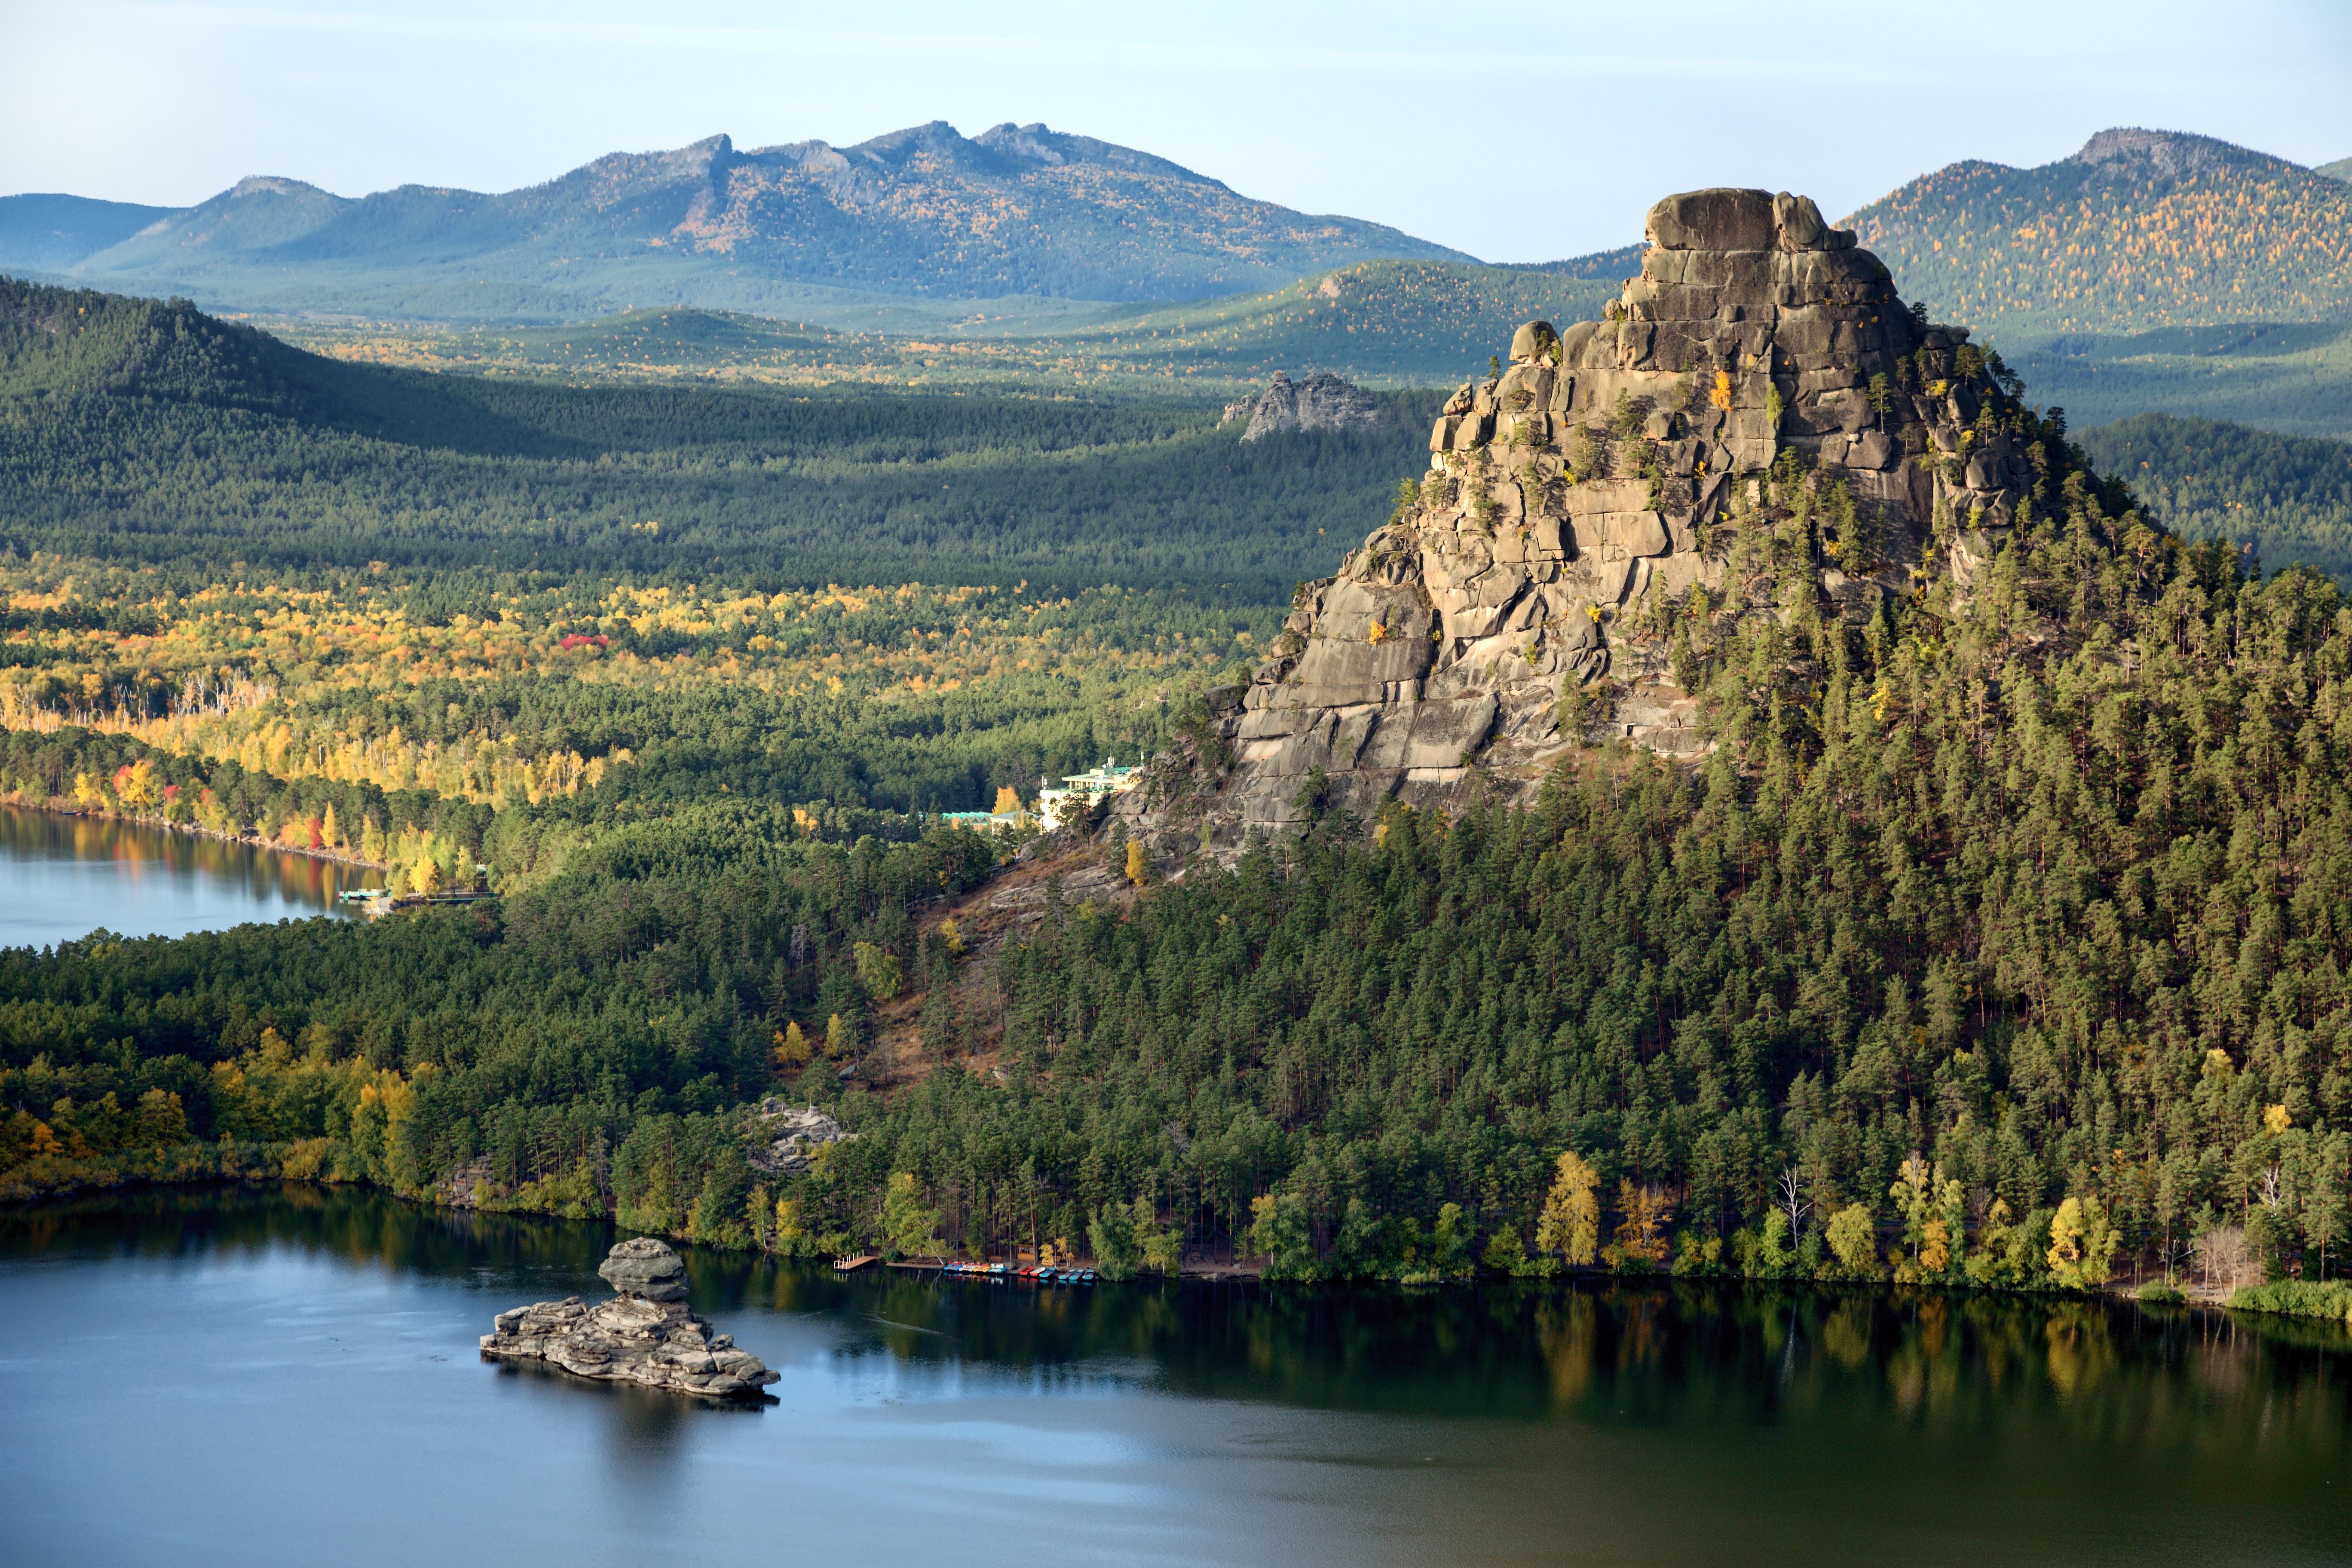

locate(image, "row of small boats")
(935, 1260), (1099, 1284)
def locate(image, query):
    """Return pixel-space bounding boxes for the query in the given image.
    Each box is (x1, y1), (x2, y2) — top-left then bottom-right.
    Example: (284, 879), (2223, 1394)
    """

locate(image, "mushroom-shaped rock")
(1509, 320), (1559, 364)
(481, 1238), (778, 1400)
(598, 1236), (689, 1302)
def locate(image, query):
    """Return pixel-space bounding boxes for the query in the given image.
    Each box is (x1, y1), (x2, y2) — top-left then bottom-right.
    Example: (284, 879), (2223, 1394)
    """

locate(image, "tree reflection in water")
(9, 1183), (2345, 1449)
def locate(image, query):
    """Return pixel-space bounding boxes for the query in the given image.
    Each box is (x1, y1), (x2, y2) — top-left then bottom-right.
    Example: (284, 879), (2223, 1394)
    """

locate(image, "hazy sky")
(5, 0), (2349, 261)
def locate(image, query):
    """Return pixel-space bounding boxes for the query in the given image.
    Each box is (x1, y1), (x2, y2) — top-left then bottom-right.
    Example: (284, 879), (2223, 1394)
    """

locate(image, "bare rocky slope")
(1118, 186), (2037, 845)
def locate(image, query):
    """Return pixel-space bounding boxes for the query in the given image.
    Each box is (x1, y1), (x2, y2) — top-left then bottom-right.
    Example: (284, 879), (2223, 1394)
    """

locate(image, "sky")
(3, 0), (2349, 262)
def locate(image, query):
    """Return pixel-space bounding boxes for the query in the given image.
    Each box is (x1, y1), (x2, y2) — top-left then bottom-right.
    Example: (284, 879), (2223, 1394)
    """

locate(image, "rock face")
(1149, 186), (2035, 838)
(1222, 370), (1380, 442)
(481, 1238), (778, 1400)
(746, 1099), (850, 1176)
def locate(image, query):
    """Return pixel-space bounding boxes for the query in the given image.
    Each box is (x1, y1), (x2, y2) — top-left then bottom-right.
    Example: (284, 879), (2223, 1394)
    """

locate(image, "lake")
(0, 805), (370, 949)
(0, 1186), (2344, 1566)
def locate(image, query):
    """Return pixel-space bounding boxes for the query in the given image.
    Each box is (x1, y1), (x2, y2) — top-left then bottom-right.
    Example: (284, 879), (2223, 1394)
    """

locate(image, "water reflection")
(10, 1183), (2347, 1427)
(3, 1186), (2346, 1568)
(0, 804), (367, 947)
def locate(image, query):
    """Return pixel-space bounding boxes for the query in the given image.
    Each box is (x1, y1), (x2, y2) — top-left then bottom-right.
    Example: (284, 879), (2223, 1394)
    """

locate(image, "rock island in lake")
(479, 1237), (778, 1400)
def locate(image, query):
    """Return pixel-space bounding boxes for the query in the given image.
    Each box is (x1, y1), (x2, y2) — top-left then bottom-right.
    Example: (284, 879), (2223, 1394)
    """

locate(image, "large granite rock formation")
(1222, 370), (1380, 441)
(1134, 186), (2035, 839)
(481, 1238), (778, 1400)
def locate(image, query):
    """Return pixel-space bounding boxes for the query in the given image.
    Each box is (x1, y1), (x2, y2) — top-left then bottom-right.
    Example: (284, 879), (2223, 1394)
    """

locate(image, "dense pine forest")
(3, 276), (2351, 1317)
(1, 278), (1430, 599)
(2081, 412), (2352, 580)
(279, 261), (1620, 394)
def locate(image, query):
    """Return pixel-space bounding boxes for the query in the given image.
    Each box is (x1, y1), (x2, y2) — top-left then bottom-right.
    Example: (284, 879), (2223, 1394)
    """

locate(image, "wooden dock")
(833, 1254), (879, 1272)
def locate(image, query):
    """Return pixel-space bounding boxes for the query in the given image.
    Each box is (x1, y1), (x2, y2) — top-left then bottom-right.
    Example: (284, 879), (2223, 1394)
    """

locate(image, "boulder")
(598, 1236), (688, 1303)
(483, 1238), (779, 1401)
(1645, 188), (1776, 252)
(1772, 192), (1828, 251)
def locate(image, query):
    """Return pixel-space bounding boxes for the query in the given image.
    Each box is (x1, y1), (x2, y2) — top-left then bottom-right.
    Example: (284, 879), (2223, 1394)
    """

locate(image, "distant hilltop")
(1845, 127), (2352, 341)
(0, 122), (1471, 325)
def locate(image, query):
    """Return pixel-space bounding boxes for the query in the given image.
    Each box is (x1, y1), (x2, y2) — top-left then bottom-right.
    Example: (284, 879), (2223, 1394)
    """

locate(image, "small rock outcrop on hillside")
(1130, 186), (2037, 841)
(746, 1099), (850, 1176)
(1222, 370), (1380, 441)
(480, 1237), (778, 1400)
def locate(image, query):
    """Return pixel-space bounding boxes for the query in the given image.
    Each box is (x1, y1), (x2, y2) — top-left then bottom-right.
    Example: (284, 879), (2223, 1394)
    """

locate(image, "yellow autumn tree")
(1888, 1153), (1963, 1279)
(1611, 1179), (1673, 1264)
(1536, 1150), (1601, 1265)
(773, 1021), (811, 1068)
(992, 785), (1022, 815)
(1126, 838), (1147, 888)
(2047, 1195), (2120, 1290)
(114, 758), (159, 809)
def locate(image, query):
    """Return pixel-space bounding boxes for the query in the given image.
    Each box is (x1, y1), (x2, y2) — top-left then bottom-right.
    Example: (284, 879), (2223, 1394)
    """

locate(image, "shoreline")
(3, 1158), (2333, 1322)
(0, 793), (392, 876)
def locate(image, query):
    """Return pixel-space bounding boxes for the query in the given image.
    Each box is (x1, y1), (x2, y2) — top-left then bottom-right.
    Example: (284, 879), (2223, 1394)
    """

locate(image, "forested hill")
(2082, 413), (2352, 580)
(9, 334), (2352, 1299)
(1845, 128), (2352, 340)
(292, 260), (1619, 391)
(3, 122), (1469, 325)
(0, 277), (1433, 597)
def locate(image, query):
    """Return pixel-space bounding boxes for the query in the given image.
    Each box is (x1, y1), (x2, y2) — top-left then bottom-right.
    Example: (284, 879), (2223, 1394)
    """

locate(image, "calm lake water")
(0, 805), (369, 949)
(0, 1187), (2345, 1566)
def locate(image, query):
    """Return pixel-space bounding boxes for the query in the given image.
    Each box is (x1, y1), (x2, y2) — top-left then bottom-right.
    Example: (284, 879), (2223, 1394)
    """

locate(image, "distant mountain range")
(12, 122), (2350, 439)
(0, 122), (1473, 326)
(1845, 128), (2352, 343)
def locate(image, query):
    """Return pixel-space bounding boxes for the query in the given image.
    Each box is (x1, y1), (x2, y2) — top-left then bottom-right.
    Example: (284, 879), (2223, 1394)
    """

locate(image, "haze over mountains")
(6, 121), (2351, 441)
(0, 122), (1470, 327)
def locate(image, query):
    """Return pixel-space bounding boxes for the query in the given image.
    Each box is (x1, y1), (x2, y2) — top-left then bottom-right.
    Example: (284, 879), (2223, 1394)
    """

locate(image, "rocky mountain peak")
(974, 122), (1069, 166)
(1135, 187), (2036, 842)
(2069, 126), (2240, 180)
(226, 176), (330, 200)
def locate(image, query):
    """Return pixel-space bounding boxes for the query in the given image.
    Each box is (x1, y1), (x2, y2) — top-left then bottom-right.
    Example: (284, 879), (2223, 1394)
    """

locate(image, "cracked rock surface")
(1162, 185), (2036, 838)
